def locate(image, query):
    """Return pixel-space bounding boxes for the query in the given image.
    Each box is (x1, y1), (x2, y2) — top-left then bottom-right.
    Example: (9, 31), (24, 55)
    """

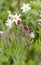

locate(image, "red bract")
(17, 20), (21, 25)
(24, 25), (28, 31)
(29, 29), (33, 33)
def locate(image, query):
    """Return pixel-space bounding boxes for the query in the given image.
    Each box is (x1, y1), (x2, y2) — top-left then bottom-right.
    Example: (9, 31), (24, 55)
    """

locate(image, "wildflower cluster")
(5, 11), (21, 27)
(0, 1), (40, 65)
(4, 3), (35, 39)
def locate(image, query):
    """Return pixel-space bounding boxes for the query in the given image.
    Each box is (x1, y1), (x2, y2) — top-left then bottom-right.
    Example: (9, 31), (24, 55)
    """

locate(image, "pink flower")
(29, 29), (33, 33)
(24, 25), (28, 31)
(17, 20), (21, 25)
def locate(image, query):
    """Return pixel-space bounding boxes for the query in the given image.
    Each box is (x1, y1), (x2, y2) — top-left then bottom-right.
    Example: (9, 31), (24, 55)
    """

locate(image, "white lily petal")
(0, 31), (4, 34)
(7, 11), (11, 15)
(39, 22), (41, 25)
(18, 14), (21, 17)
(30, 32), (35, 38)
(5, 23), (12, 28)
(23, 3), (26, 6)
(38, 19), (41, 22)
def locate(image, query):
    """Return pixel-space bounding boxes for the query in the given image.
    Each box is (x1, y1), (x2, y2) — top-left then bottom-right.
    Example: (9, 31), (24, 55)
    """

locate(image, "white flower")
(21, 3), (31, 13)
(13, 12), (21, 25)
(6, 11), (21, 27)
(7, 11), (11, 15)
(7, 11), (14, 23)
(39, 22), (41, 25)
(6, 11), (14, 27)
(0, 31), (4, 34)
(29, 32), (35, 38)
(38, 19), (41, 25)
(5, 21), (12, 28)
(38, 19), (41, 22)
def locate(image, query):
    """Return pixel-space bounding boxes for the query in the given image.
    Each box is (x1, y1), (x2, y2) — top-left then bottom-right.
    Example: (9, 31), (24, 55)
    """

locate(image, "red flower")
(29, 29), (33, 33)
(24, 25), (28, 31)
(17, 20), (21, 25)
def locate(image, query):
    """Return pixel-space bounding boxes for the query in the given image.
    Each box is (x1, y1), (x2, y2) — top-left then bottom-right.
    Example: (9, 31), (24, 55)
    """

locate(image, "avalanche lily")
(13, 12), (21, 25)
(21, 3), (31, 13)
(5, 11), (14, 27)
(38, 19), (41, 22)
(0, 31), (4, 34)
(38, 19), (41, 25)
(5, 20), (12, 28)
(7, 11), (14, 23)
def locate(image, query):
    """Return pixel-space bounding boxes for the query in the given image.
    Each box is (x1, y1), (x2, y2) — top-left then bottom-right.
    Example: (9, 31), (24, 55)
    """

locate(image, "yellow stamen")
(14, 16), (17, 20)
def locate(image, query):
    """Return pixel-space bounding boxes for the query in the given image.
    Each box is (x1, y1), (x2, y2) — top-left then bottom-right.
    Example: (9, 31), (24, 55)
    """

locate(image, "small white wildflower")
(21, 3), (31, 13)
(13, 12), (21, 25)
(5, 22), (12, 28)
(29, 32), (35, 38)
(0, 31), (4, 34)
(38, 19), (41, 22)
(6, 11), (14, 28)
(7, 11), (14, 23)
(39, 22), (41, 25)
(38, 19), (41, 25)
(7, 11), (11, 15)
(6, 11), (21, 27)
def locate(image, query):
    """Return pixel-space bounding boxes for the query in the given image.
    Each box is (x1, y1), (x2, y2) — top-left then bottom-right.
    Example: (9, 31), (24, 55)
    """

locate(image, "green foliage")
(0, 0), (41, 65)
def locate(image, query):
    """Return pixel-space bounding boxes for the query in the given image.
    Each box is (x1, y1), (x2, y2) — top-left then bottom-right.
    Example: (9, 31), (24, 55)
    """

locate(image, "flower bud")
(29, 29), (33, 33)
(17, 20), (21, 25)
(24, 25), (28, 31)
